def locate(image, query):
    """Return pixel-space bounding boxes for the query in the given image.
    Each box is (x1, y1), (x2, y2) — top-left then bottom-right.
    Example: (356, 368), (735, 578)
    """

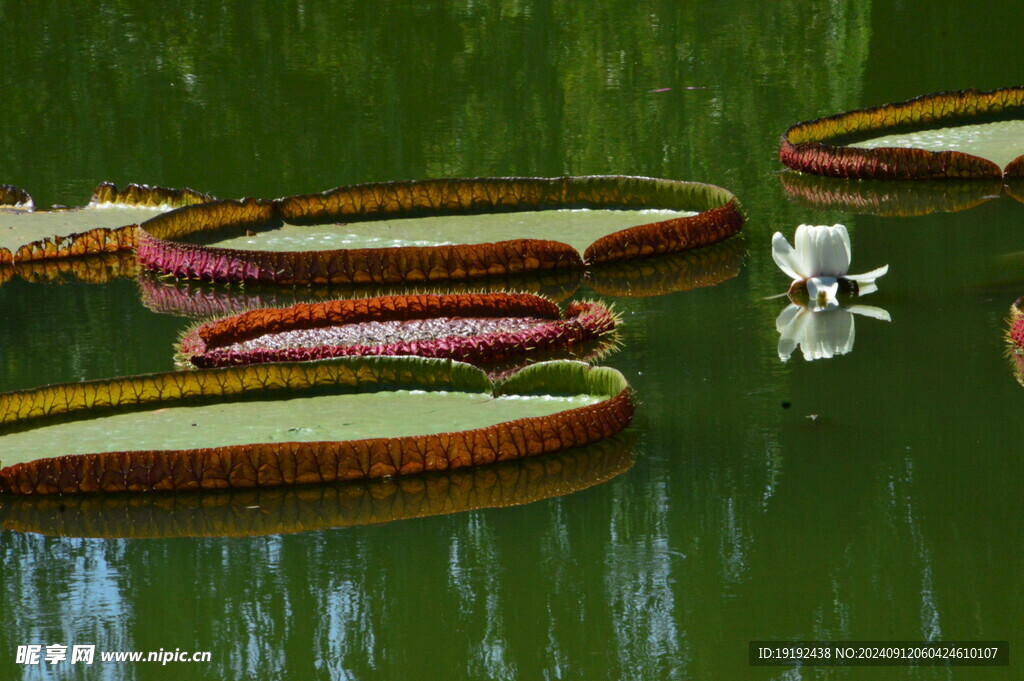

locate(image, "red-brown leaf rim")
(780, 86), (1024, 180)
(136, 175), (743, 286)
(177, 292), (617, 370)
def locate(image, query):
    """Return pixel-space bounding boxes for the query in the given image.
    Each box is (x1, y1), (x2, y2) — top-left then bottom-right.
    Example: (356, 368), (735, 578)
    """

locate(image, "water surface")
(1, 2), (1022, 680)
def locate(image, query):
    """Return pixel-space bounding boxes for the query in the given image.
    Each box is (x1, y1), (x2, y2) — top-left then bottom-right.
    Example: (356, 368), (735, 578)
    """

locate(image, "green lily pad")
(0, 356), (634, 495)
(780, 86), (1024, 179)
(0, 182), (214, 262)
(137, 175), (744, 286)
(0, 205), (166, 254)
(849, 119), (1024, 169)
(0, 391), (601, 463)
(207, 208), (696, 256)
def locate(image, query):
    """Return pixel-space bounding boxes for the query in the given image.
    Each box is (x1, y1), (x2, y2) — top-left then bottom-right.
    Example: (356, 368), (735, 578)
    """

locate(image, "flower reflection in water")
(776, 302), (891, 362)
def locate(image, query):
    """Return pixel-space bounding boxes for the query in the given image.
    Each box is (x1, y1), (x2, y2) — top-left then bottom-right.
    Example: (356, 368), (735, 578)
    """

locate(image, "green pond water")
(211, 209), (695, 254)
(1, 2), (1023, 680)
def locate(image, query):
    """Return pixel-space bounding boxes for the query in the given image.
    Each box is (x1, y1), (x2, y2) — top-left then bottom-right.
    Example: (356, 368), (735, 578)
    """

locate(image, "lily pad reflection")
(0, 435), (634, 538)
(779, 172), (1004, 217)
(137, 240), (746, 319)
(13, 253), (138, 286)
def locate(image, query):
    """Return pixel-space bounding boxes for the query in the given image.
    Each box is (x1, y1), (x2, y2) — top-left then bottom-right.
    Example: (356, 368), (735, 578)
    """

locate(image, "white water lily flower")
(772, 224), (888, 308)
(776, 302), (891, 362)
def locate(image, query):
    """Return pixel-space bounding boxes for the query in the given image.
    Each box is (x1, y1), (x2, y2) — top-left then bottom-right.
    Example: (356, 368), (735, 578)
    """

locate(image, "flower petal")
(807, 225), (851, 277)
(772, 232), (806, 281)
(857, 282), (878, 297)
(838, 224), (852, 263)
(845, 264), (889, 283)
(831, 224), (853, 275)
(794, 224), (815, 270)
(848, 304), (891, 322)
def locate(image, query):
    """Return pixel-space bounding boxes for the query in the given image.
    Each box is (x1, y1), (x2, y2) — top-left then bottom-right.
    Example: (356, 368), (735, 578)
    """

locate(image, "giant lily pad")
(0, 435), (633, 538)
(0, 357), (633, 495)
(780, 86), (1024, 180)
(177, 292), (618, 370)
(136, 175), (743, 286)
(0, 182), (213, 265)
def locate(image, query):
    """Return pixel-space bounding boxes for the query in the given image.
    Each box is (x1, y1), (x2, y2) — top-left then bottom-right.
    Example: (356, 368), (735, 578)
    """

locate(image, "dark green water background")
(1, 2), (1023, 679)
